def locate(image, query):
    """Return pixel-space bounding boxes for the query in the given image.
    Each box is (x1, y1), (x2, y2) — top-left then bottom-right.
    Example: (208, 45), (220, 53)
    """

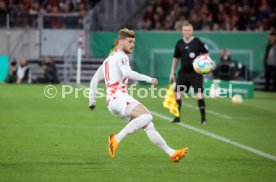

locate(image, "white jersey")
(103, 49), (130, 99)
(89, 49), (152, 105)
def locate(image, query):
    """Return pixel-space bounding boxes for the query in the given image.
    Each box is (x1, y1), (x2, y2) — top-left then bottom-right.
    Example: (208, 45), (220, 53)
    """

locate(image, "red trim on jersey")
(104, 61), (110, 82)
(122, 77), (127, 83)
(106, 96), (116, 105)
(106, 81), (119, 88)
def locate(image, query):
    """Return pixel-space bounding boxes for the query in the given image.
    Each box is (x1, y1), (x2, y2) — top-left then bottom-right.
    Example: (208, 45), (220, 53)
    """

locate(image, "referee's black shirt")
(174, 37), (208, 74)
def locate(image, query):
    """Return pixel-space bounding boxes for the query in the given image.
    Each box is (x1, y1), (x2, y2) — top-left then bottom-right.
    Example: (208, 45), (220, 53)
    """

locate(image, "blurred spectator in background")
(139, 0), (276, 31)
(175, 15), (187, 30)
(1, 0), (275, 31)
(16, 57), (31, 84)
(42, 56), (59, 83)
(214, 50), (247, 81)
(0, 0), (91, 28)
(36, 56), (59, 83)
(0, 0), (7, 26)
(214, 50), (233, 81)
(263, 30), (276, 91)
(5, 60), (17, 83)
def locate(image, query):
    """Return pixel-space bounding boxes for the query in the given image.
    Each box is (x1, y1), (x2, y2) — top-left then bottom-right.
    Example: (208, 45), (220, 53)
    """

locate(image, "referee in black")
(169, 23), (208, 125)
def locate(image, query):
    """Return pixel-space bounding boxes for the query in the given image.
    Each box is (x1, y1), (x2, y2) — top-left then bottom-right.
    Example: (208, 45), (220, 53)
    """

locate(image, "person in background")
(213, 50), (248, 81)
(264, 30), (276, 91)
(5, 60), (17, 83)
(37, 56), (59, 84)
(216, 50), (237, 81)
(169, 23), (208, 125)
(16, 57), (31, 84)
(44, 56), (58, 83)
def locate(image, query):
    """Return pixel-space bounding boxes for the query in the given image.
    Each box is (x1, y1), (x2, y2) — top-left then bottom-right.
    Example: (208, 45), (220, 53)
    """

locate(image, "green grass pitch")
(0, 84), (276, 181)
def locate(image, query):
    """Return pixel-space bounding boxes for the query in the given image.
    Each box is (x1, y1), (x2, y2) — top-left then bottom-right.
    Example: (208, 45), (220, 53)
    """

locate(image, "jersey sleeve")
(173, 41), (181, 58)
(89, 64), (104, 105)
(198, 38), (209, 54)
(118, 56), (152, 83)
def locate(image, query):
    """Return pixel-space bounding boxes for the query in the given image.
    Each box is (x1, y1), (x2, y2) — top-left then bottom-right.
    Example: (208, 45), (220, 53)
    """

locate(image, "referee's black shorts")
(174, 72), (203, 93)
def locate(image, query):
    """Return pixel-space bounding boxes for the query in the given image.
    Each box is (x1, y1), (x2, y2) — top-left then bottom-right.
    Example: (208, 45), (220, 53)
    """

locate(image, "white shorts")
(107, 91), (140, 122)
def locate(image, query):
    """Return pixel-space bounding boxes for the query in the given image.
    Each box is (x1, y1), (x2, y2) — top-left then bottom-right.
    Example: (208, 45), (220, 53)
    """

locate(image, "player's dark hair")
(118, 28), (135, 40)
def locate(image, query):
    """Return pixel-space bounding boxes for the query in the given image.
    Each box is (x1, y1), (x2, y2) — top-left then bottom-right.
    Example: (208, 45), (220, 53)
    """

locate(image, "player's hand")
(151, 78), (158, 86)
(89, 104), (96, 110)
(169, 74), (174, 83)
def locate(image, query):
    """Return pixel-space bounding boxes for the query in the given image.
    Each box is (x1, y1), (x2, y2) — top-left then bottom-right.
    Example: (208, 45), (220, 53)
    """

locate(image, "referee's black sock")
(197, 99), (206, 121)
(176, 99), (182, 118)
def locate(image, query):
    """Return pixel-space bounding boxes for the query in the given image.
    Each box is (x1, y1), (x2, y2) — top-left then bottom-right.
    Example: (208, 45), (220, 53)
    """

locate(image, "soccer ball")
(232, 94), (243, 104)
(193, 54), (214, 74)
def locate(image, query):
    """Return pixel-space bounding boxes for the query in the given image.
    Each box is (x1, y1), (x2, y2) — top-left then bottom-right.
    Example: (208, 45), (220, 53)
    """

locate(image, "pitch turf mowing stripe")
(182, 102), (233, 120)
(151, 111), (276, 162)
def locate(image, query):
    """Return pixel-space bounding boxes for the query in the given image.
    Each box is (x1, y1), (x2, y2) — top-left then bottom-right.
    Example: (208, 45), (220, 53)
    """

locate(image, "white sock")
(144, 122), (175, 156)
(115, 114), (152, 142)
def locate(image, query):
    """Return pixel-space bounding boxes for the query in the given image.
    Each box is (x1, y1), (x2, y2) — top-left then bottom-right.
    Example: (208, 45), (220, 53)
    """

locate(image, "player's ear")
(119, 39), (125, 45)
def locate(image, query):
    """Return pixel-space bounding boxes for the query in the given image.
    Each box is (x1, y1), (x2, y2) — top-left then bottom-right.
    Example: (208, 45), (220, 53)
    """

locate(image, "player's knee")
(143, 113), (153, 123)
(143, 121), (155, 132)
(139, 113), (152, 127)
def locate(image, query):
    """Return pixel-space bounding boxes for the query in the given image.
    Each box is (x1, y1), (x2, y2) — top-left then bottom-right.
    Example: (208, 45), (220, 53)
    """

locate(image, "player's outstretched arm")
(89, 65), (104, 110)
(119, 59), (153, 84)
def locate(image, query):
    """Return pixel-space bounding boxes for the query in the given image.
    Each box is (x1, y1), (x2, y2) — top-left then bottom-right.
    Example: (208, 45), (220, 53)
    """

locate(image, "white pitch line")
(151, 111), (276, 162)
(182, 102), (233, 120)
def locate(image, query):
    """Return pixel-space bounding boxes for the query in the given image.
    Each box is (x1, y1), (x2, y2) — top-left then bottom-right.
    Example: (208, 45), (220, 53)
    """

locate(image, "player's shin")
(115, 114), (152, 142)
(176, 99), (182, 114)
(198, 99), (206, 123)
(144, 122), (175, 156)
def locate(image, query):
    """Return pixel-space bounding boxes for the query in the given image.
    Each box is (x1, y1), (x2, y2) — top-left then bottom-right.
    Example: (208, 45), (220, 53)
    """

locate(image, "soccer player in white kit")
(89, 28), (188, 162)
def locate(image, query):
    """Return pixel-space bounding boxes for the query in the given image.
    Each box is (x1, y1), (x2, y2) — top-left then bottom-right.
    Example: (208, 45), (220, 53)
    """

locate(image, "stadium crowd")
(0, 0), (98, 28)
(1, 0), (275, 31)
(140, 0), (276, 31)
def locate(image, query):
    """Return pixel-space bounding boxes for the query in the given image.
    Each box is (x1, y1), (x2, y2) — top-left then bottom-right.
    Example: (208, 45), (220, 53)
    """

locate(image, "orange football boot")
(171, 147), (189, 162)
(108, 134), (119, 159)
